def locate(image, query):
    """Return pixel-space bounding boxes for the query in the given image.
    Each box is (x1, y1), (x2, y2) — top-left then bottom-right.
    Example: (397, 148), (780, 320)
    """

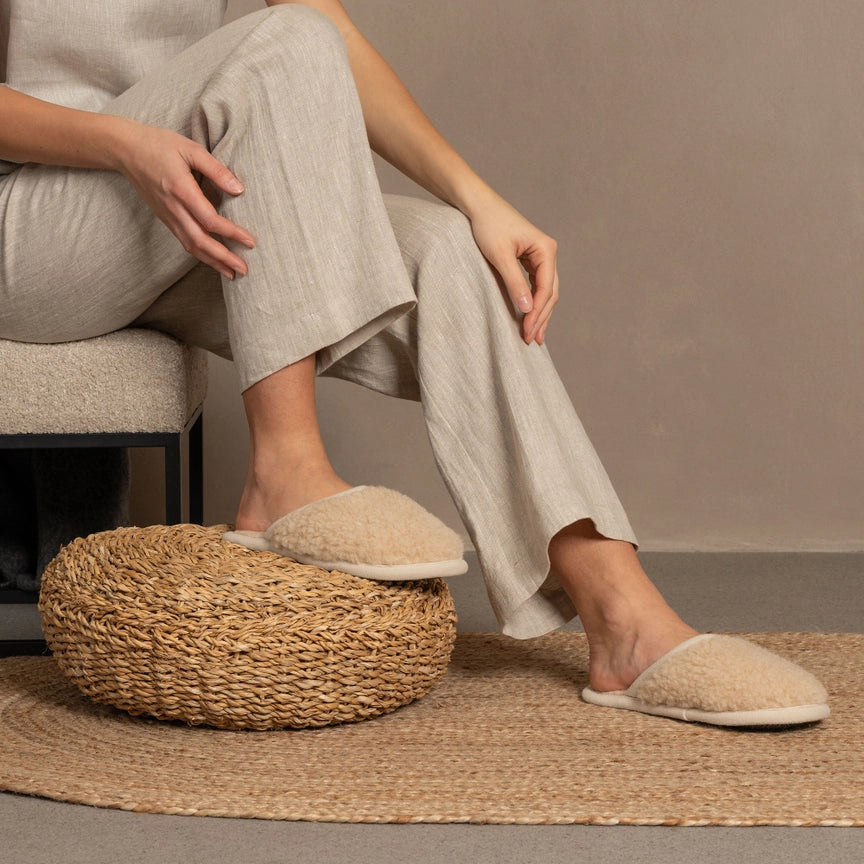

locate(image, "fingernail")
(516, 295), (533, 312)
(221, 268), (235, 280)
(227, 179), (244, 194)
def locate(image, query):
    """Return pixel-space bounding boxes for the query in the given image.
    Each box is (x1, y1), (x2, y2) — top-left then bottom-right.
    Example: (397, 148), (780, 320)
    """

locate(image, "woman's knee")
(385, 195), (479, 265)
(388, 196), (526, 343)
(240, 4), (348, 77)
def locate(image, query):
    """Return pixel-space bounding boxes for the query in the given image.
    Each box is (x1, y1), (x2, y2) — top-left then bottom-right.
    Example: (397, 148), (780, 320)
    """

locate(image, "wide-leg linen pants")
(0, 5), (637, 637)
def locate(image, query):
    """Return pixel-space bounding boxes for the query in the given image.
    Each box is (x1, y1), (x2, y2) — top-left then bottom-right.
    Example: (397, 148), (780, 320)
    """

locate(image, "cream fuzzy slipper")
(222, 486), (468, 581)
(581, 634), (830, 727)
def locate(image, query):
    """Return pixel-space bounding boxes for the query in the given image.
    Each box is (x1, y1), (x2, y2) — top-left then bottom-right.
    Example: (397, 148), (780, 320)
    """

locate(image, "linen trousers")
(0, 5), (637, 637)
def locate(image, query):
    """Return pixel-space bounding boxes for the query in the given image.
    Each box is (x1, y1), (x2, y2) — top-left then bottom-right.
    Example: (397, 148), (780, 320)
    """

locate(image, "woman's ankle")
(235, 455), (350, 531)
(549, 520), (698, 690)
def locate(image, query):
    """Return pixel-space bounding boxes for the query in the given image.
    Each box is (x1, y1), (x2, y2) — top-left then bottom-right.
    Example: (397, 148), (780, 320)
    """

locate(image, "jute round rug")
(1, 632), (861, 826)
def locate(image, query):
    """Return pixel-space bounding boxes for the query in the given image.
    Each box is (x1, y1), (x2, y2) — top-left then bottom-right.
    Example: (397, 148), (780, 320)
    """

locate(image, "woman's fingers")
(168, 202), (247, 278)
(189, 145), (246, 198)
(168, 145), (256, 277)
(493, 251), (535, 315)
(157, 171), (247, 278)
(509, 235), (559, 344)
(171, 172), (256, 275)
(532, 269), (559, 345)
(185, 146), (256, 249)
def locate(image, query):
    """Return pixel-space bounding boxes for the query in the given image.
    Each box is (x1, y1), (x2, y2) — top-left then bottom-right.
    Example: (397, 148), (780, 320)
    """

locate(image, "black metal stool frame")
(0, 407), (203, 656)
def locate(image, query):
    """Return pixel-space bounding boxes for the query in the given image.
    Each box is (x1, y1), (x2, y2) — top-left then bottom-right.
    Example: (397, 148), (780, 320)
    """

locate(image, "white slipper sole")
(581, 686), (830, 727)
(222, 529), (467, 581)
(221, 530), (272, 552)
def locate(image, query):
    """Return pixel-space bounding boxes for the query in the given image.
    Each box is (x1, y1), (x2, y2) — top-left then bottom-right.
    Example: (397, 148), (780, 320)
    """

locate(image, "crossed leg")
(236, 356), (350, 533)
(234, 349), (697, 694)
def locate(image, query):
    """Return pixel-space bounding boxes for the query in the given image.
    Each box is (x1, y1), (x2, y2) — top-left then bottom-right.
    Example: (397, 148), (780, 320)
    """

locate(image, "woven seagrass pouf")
(38, 524), (457, 730)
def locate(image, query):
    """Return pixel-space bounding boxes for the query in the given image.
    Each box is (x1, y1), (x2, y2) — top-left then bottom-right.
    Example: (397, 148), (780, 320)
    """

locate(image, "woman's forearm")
(273, 0), (501, 219)
(0, 85), (135, 170)
(0, 84), (252, 278)
(343, 25), (500, 216)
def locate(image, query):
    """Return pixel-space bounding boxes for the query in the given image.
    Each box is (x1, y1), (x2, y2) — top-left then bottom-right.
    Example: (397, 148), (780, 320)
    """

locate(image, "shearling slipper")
(222, 486), (468, 581)
(581, 634), (830, 727)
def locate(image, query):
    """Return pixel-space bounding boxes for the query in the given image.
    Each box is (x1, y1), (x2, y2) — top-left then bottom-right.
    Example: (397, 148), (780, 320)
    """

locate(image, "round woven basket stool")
(39, 524), (457, 730)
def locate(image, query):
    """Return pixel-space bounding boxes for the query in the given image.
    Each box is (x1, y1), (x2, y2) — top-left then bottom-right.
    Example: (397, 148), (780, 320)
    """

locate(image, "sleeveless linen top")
(0, 0), (228, 175)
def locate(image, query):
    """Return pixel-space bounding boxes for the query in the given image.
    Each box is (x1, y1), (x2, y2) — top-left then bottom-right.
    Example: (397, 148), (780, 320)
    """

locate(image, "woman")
(0, 0), (828, 726)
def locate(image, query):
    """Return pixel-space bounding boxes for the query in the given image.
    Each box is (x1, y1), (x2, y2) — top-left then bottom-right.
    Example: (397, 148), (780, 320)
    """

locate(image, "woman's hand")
(113, 120), (255, 279)
(468, 194), (560, 345)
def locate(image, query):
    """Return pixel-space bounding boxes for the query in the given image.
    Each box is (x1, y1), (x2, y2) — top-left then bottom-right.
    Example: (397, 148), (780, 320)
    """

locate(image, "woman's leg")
(236, 355), (350, 532)
(129, 267), (352, 527)
(325, 194), (696, 683)
(549, 520), (696, 691)
(318, 195), (700, 688)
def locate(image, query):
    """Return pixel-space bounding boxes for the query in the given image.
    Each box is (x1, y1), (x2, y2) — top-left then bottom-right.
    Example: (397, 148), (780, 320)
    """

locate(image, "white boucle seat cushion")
(0, 330), (208, 435)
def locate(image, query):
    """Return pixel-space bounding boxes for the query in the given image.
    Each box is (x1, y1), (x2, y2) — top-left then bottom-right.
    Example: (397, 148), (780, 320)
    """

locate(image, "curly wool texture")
(0, 330), (207, 434)
(632, 635), (828, 713)
(265, 486), (464, 565)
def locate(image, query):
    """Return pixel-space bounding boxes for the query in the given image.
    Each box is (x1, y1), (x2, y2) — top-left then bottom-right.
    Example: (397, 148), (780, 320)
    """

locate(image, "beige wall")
(133, 0), (864, 551)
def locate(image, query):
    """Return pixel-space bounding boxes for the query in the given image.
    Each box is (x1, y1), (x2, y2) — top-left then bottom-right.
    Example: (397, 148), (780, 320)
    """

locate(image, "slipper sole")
(221, 530), (271, 552)
(581, 686), (830, 727)
(221, 530), (468, 581)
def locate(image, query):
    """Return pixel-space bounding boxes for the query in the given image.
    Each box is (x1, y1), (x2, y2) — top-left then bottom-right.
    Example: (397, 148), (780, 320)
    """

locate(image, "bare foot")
(550, 520), (699, 692)
(237, 356), (352, 532)
(580, 608), (698, 693)
(234, 453), (351, 532)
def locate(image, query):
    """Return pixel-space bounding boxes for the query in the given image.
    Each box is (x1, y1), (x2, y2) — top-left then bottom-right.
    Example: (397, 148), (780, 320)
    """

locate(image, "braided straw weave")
(38, 524), (457, 730)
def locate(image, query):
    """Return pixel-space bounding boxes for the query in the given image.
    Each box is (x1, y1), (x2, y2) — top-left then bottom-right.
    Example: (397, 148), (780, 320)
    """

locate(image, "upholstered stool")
(39, 524), (457, 729)
(0, 329), (208, 655)
(0, 329), (207, 523)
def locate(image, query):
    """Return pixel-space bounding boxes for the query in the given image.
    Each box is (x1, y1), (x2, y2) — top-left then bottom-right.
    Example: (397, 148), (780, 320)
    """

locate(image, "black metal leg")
(164, 438), (182, 524)
(188, 413), (204, 525)
(2, 420), (205, 650)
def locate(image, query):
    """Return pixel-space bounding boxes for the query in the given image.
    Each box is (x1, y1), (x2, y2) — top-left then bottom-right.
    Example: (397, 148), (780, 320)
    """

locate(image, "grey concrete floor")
(2, 552), (863, 864)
